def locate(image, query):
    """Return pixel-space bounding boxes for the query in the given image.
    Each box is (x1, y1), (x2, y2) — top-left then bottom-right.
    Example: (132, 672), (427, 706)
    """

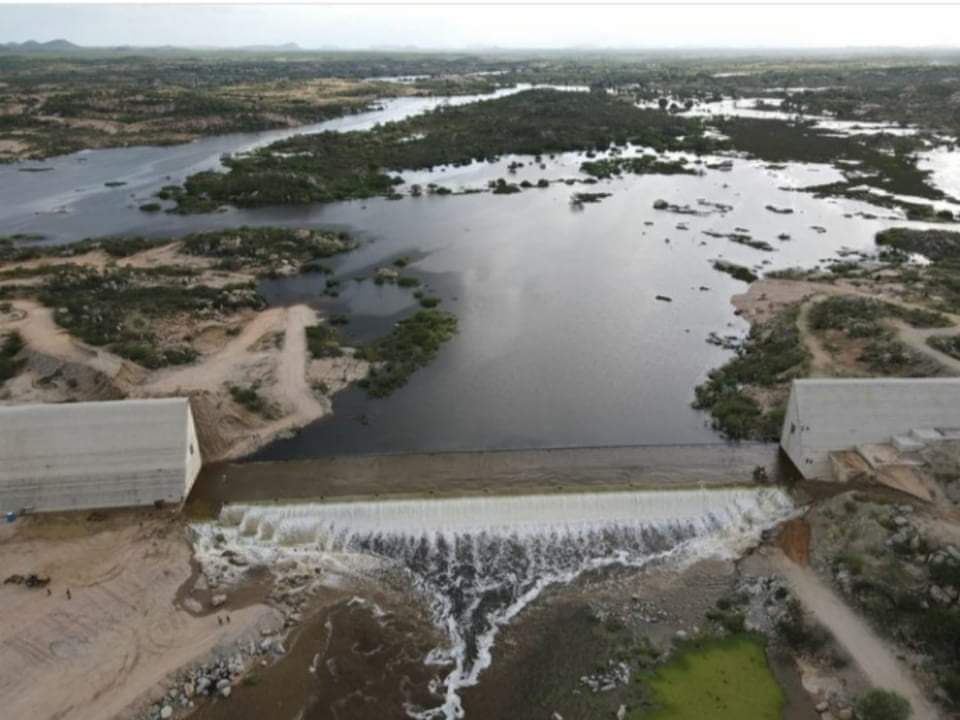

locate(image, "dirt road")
(893, 321), (960, 375)
(7, 299), (135, 382)
(774, 552), (939, 720)
(144, 307), (286, 396)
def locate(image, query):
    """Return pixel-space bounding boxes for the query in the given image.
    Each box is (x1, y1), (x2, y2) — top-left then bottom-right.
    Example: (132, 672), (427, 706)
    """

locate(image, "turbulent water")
(193, 487), (794, 718)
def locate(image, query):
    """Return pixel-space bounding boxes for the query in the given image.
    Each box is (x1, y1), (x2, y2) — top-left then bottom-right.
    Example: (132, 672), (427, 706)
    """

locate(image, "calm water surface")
(3, 93), (956, 457)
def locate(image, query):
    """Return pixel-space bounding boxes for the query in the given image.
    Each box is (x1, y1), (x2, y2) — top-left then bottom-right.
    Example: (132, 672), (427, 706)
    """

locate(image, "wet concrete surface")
(187, 442), (787, 515)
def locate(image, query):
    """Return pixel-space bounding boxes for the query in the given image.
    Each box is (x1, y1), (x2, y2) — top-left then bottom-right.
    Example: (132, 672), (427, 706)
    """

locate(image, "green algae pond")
(637, 634), (784, 720)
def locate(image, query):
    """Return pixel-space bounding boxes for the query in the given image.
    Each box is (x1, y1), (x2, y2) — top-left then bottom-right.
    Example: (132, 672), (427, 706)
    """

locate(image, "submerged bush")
(356, 310), (457, 398)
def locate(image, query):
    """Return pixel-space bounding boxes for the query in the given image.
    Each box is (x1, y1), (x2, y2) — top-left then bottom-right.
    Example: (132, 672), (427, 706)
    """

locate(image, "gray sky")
(2, 3), (960, 50)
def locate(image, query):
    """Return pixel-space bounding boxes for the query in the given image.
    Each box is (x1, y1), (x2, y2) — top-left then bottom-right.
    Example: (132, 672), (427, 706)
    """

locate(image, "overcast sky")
(2, 3), (960, 50)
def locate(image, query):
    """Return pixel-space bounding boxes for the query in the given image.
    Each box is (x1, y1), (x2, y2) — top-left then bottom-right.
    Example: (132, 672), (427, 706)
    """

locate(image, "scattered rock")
(210, 594), (227, 609)
(160, 706), (173, 720)
(182, 597), (203, 614)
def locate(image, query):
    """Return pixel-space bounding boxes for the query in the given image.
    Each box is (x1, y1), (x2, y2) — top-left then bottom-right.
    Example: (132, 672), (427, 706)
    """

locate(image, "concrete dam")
(193, 483), (795, 720)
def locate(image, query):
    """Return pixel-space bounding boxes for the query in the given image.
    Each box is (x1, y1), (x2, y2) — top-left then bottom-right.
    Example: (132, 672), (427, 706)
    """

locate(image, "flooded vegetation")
(5, 30), (960, 720)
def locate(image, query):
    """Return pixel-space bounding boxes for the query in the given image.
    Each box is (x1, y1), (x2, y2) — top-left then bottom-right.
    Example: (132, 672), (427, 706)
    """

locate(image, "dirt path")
(739, 279), (960, 378)
(796, 298), (841, 377)
(6, 299), (139, 383)
(144, 307), (285, 396)
(892, 321), (960, 375)
(271, 304), (325, 423)
(774, 551), (940, 720)
(0, 514), (280, 720)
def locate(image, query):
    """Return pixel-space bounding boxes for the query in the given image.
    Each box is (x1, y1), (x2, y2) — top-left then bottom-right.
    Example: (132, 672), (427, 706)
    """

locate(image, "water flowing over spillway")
(193, 487), (794, 719)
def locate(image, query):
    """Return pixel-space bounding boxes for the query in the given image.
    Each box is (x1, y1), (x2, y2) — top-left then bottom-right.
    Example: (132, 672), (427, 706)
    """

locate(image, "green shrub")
(855, 689), (911, 720)
(356, 310), (457, 398)
(0, 331), (25, 382)
(305, 324), (343, 359)
(228, 384), (274, 418)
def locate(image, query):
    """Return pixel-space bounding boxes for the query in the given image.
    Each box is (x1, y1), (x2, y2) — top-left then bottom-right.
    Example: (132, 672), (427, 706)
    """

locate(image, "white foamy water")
(193, 487), (794, 719)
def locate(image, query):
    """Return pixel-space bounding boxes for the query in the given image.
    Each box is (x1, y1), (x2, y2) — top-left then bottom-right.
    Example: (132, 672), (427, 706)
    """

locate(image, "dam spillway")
(193, 486), (795, 719)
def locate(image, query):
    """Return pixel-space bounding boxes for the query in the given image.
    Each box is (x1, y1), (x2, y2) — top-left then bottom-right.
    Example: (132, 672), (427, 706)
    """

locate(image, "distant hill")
(0, 39), (310, 54)
(1, 39), (80, 52)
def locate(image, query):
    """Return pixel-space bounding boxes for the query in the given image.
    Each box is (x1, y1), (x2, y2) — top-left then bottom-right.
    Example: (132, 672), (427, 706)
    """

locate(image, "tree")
(855, 689), (911, 720)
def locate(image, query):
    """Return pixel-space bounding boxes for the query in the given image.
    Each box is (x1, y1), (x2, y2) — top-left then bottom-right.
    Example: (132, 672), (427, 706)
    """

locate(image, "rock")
(930, 585), (952, 606)
(182, 597), (203, 614)
(616, 705), (626, 720)
(893, 515), (909, 527)
(160, 706), (173, 720)
(221, 686), (231, 698)
(653, 199), (668, 210)
(836, 709), (853, 720)
(816, 701), (829, 712)
(674, 630), (688, 641)
(821, 713), (836, 720)
(210, 594), (227, 609)
(552, 714), (563, 720)
(183, 682), (195, 699)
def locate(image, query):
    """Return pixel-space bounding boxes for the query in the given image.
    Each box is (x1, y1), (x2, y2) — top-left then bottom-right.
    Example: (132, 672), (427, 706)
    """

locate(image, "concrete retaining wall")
(781, 378), (960, 479)
(0, 398), (200, 512)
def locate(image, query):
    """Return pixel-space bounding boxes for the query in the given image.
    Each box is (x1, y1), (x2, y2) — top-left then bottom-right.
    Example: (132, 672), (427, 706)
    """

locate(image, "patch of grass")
(180, 226), (356, 273)
(694, 306), (808, 440)
(305, 324), (343, 359)
(928, 334), (960, 361)
(228, 383), (276, 418)
(355, 309), (457, 398)
(809, 295), (951, 334)
(711, 260), (757, 283)
(37, 266), (263, 367)
(0, 330), (25, 382)
(876, 227), (960, 262)
(580, 155), (696, 178)
(776, 599), (832, 654)
(634, 634), (783, 720)
(855, 689), (911, 720)
(170, 88), (715, 211)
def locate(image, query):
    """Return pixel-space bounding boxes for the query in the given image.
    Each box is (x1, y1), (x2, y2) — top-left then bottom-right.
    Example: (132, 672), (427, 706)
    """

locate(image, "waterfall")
(193, 487), (794, 719)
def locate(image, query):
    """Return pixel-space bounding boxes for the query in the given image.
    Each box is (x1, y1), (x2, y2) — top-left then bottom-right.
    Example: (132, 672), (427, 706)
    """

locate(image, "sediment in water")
(193, 486), (795, 719)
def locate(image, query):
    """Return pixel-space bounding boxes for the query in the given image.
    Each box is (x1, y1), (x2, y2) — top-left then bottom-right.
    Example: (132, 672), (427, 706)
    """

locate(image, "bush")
(855, 689), (911, 720)
(305, 324), (343, 359)
(777, 599), (832, 653)
(0, 330), (25, 382)
(228, 384), (275, 418)
(356, 310), (457, 398)
(693, 306), (808, 440)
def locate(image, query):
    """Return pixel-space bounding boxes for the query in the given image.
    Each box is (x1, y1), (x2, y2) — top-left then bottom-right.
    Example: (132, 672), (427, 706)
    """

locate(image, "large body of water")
(3, 89), (958, 457)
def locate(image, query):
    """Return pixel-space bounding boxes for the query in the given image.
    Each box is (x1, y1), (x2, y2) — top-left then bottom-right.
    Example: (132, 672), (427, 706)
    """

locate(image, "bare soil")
(0, 511), (280, 720)
(0, 241), (368, 460)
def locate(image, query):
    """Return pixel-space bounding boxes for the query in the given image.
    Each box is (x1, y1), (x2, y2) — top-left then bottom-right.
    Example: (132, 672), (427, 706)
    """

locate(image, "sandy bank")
(0, 511), (279, 720)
